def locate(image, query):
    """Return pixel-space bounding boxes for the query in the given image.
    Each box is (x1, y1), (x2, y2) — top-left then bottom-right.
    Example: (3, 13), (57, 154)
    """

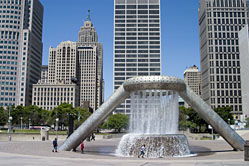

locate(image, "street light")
(20, 117), (23, 130)
(55, 118), (59, 140)
(29, 118), (31, 129)
(8, 116), (12, 141)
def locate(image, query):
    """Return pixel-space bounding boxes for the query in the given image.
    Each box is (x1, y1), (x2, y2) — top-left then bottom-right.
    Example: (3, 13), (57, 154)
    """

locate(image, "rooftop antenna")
(87, 9), (91, 21)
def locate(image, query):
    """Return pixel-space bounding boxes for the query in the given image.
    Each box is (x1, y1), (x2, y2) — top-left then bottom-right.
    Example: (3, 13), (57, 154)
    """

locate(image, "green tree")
(74, 107), (92, 129)
(50, 103), (75, 129)
(0, 107), (8, 126)
(104, 113), (129, 133)
(179, 106), (207, 133)
(213, 107), (234, 124)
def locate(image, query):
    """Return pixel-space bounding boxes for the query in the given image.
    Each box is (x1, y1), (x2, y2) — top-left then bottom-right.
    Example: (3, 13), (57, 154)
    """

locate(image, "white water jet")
(129, 90), (179, 134)
(116, 90), (191, 158)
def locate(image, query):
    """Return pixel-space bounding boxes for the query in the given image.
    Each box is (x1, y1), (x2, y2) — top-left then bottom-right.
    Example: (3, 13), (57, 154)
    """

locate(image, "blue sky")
(40, 0), (200, 100)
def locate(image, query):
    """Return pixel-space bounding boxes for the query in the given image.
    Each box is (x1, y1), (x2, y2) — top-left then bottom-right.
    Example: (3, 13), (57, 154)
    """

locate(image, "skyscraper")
(114, 0), (161, 115)
(78, 11), (103, 111)
(0, 0), (44, 107)
(184, 65), (202, 108)
(32, 12), (103, 111)
(32, 41), (79, 110)
(199, 0), (249, 118)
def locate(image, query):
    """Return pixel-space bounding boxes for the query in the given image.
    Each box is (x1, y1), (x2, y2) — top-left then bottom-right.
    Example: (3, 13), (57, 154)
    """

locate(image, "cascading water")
(116, 90), (191, 158)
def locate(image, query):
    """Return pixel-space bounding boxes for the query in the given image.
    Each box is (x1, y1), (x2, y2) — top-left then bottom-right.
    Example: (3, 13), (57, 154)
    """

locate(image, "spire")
(87, 9), (91, 21)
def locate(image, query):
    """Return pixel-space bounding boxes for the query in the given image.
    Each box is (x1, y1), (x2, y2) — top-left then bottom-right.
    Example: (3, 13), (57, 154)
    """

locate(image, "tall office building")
(32, 41), (79, 110)
(184, 65), (202, 108)
(32, 13), (103, 111)
(199, 0), (249, 118)
(0, 0), (44, 107)
(78, 12), (103, 111)
(114, 0), (161, 115)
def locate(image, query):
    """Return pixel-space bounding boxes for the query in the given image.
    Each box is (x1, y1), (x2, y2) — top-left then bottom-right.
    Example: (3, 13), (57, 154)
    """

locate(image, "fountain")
(116, 90), (191, 158)
(59, 76), (245, 155)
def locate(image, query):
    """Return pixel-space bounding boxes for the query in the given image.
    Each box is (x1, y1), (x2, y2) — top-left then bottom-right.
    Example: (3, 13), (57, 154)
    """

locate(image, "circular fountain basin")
(116, 134), (191, 158)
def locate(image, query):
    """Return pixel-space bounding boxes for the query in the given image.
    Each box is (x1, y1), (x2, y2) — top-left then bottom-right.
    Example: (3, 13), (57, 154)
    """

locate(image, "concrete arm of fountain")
(58, 85), (130, 151)
(179, 86), (245, 151)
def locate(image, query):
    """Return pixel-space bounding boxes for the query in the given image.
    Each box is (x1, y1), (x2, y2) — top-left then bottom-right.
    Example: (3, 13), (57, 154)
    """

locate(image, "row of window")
(115, 28), (160, 32)
(115, 19), (159, 23)
(115, 37), (160, 40)
(115, 5), (159, 9)
(115, 32), (160, 35)
(115, 54), (160, 58)
(115, 50), (160, 53)
(116, 10), (159, 15)
(115, 24), (159, 27)
(208, 46), (239, 53)
(115, 41), (160, 44)
(115, 15), (159, 19)
(210, 60), (240, 67)
(209, 53), (239, 60)
(208, 25), (244, 32)
(210, 68), (240, 75)
(207, 0), (245, 8)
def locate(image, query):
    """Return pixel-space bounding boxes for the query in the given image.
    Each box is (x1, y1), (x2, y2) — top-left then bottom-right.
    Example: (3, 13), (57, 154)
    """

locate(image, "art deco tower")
(199, 0), (249, 118)
(0, 0), (44, 107)
(114, 0), (161, 115)
(78, 11), (103, 111)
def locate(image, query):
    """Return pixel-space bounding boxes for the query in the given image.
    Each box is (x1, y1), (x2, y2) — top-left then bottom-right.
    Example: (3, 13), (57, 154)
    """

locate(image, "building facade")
(78, 15), (103, 111)
(32, 14), (103, 111)
(184, 65), (202, 108)
(114, 0), (161, 115)
(40, 65), (48, 83)
(199, 0), (249, 118)
(0, 0), (44, 107)
(32, 41), (79, 110)
(239, 24), (249, 116)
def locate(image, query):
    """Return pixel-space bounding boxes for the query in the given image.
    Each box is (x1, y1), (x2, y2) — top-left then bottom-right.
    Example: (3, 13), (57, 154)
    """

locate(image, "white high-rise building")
(78, 12), (103, 111)
(0, 0), (44, 107)
(184, 65), (202, 108)
(32, 12), (103, 111)
(32, 41), (79, 110)
(199, 0), (249, 118)
(114, 0), (161, 115)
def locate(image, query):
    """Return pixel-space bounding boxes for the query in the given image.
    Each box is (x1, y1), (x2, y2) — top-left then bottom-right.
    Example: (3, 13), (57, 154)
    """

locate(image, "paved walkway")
(0, 132), (249, 166)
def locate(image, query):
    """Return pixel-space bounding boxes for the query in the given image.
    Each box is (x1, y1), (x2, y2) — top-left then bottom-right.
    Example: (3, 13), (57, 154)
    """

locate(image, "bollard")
(244, 140), (249, 161)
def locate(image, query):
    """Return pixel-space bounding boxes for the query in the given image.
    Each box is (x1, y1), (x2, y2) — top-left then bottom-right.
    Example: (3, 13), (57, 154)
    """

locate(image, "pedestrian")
(52, 138), (58, 152)
(91, 133), (95, 141)
(138, 144), (145, 158)
(80, 141), (84, 154)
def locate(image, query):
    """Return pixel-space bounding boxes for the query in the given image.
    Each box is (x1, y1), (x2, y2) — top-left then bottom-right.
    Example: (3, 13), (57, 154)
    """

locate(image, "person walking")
(52, 138), (58, 152)
(80, 141), (84, 154)
(138, 144), (145, 158)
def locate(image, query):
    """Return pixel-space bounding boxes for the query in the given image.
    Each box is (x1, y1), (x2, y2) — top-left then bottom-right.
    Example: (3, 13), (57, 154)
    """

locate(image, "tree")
(74, 107), (92, 129)
(104, 113), (129, 133)
(179, 106), (234, 133)
(0, 107), (8, 126)
(213, 107), (234, 124)
(50, 103), (75, 129)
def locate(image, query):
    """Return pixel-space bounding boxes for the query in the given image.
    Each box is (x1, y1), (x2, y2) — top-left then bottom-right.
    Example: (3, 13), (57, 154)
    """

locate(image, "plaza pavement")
(0, 132), (249, 166)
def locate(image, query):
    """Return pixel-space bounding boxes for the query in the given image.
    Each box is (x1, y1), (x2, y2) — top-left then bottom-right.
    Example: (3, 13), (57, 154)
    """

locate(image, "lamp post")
(55, 118), (59, 140)
(8, 116), (12, 141)
(29, 118), (31, 129)
(228, 118), (230, 125)
(20, 117), (23, 130)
